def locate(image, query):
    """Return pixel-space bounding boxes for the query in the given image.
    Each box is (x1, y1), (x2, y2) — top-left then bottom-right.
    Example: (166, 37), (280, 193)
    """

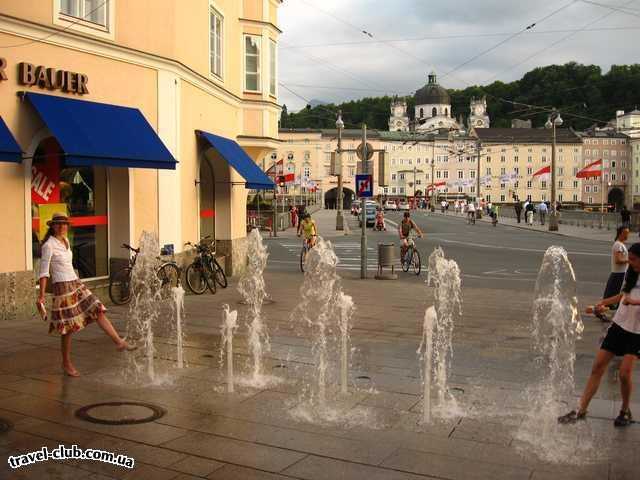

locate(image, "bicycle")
(184, 237), (219, 295)
(108, 243), (181, 305)
(467, 211), (476, 225)
(401, 235), (422, 275)
(299, 236), (315, 273)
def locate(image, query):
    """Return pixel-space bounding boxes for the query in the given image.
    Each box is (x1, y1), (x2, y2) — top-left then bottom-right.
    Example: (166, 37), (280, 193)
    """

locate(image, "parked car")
(384, 200), (397, 211)
(358, 204), (377, 227)
(398, 201), (410, 211)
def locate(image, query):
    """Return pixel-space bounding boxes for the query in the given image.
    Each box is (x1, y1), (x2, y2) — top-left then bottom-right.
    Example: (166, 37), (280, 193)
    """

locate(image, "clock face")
(396, 121), (402, 127)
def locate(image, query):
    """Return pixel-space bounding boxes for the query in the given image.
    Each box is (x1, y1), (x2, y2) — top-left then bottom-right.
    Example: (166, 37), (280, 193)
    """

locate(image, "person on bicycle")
(399, 211), (423, 259)
(375, 208), (386, 231)
(467, 201), (476, 224)
(298, 213), (318, 248)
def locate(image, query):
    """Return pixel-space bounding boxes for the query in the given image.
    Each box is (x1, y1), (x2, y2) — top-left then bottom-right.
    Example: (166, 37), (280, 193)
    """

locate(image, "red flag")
(426, 181), (447, 192)
(576, 159), (602, 178)
(532, 165), (551, 178)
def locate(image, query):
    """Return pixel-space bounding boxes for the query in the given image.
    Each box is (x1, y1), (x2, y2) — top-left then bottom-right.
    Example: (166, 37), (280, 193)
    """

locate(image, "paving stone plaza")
(2, 211), (639, 479)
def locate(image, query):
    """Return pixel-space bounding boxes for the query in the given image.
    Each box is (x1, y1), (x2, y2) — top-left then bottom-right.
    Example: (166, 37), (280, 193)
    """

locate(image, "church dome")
(415, 72), (450, 106)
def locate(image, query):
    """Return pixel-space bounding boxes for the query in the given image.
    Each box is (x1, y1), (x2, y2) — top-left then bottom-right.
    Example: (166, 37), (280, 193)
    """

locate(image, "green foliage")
(284, 63), (640, 131)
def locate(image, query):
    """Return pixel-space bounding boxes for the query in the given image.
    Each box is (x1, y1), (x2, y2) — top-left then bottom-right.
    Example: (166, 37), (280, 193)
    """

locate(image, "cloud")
(278, 0), (640, 111)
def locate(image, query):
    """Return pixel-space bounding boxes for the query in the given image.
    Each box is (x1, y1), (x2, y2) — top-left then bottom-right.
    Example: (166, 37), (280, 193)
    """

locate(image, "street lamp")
(545, 109), (563, 231)
(335, 110), (345, 230)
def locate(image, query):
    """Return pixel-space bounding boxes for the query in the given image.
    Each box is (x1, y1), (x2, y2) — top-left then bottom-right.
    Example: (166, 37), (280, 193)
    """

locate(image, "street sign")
(355, 174), (373, 197)
(356, 142), (374, 161)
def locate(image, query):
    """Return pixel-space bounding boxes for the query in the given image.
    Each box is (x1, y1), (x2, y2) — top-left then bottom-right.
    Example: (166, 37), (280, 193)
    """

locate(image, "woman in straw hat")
(37, 213), (134, 377)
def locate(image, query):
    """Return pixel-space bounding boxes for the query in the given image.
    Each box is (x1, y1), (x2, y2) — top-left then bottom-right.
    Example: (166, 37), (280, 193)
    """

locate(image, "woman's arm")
(614, 250), (628, 265)
(37, 242), (52, 301)
(597, 292), (624, 308)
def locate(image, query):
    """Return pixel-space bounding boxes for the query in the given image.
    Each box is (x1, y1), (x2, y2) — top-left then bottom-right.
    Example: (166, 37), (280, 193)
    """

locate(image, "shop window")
(31, 138), (108, 279)
(244, 35), (262, 92)
(61, 0), (107, 26)
(210, 6), (224, 78)
(199, 157), (216, 243)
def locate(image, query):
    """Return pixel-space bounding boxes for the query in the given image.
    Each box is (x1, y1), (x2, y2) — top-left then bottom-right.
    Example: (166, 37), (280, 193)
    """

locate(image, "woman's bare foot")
(63, 364), (80, 377)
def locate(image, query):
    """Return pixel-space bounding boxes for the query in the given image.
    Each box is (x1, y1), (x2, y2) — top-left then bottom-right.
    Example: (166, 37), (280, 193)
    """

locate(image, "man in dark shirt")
(620, 205), (631, 229)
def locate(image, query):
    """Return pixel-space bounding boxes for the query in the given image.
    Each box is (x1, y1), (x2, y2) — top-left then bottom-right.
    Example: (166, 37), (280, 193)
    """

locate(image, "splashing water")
(418, 306), (436, 424)
(426, 248), (463, 420)
(427, 247), (444, 287)
(172, 286), (185, 369)
(338, 292), (355, 395)
(125, 232), (163, 384)
(220, 304), (239, 393)
(515, 246), (606, 464)
(289, 238), (377, 427)
(237, 229), (274, 387)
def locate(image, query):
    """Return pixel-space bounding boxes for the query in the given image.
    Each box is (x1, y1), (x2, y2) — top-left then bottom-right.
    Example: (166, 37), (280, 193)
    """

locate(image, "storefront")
(0, 0), (280, 321)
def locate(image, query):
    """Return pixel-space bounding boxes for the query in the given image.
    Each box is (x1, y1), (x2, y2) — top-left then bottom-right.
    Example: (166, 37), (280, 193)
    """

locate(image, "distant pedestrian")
(537, 202), (548, 225)
(290, 205), (298, 228)
(514, 201), (523, 224)
(37, 213), (134, 377)
(621, 205), (631, 229)
(525, 202), (535, 225)
(598, 227), (630, 318)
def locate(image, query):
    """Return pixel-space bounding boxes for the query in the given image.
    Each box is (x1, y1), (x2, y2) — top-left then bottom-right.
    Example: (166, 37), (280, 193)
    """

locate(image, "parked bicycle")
(401, 235), (422, 275)
(108, 243), (181, 305)
(184, 236), (227, 294)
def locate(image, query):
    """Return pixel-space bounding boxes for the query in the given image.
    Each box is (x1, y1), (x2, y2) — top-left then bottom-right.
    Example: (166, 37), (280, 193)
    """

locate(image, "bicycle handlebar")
(121, 243), (140, 254)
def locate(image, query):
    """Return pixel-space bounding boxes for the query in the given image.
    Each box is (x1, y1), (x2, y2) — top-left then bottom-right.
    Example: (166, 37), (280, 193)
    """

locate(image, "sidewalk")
(439, 210), (616, 242)
(0, 269), (637, 479)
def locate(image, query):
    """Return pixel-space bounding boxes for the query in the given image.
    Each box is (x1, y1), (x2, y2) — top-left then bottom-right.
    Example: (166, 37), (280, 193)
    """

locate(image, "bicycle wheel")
(412, 249), (421, 276)
(109, 267), (132, 305)
(213, 259), (228, 288)
(204, 258), (217, 294)
(401, 249), (411, 272)
(185, 262), (207, 295)
(300, 246), (307, 273)
(158, 263), (180, 299)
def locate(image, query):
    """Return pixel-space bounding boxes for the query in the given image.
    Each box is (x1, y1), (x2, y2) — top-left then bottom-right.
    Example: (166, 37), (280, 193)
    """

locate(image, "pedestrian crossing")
(270, 241), (387, 271)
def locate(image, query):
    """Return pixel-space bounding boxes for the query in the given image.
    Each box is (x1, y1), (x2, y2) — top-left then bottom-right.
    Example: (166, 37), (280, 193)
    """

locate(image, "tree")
(284, 63), (640, 131)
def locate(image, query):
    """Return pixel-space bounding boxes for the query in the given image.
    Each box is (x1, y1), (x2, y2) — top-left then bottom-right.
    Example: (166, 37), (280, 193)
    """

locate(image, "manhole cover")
(0, 417), (13, 434)
(75, 402), (166, 425)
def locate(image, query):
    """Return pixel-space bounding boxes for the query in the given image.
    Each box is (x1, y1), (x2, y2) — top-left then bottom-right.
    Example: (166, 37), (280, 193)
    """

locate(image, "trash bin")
(376, 243), (398, 280)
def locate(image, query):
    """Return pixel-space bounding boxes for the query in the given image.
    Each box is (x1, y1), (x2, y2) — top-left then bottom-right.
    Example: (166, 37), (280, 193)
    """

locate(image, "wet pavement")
(1, 256), (639, 479)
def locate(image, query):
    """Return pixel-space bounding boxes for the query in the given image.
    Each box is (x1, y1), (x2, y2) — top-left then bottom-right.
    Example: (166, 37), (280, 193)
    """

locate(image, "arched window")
(419, 108), (424, 118)
(432, 107), (437, 117)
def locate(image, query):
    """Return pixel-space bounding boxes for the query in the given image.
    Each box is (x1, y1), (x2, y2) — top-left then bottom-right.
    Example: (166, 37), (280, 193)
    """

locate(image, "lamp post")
(545, 109), (563, 231)
(336, 110), (345, 230)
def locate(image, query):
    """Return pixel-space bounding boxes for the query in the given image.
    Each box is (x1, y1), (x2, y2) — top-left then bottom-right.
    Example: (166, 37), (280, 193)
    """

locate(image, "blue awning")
(196, 130), (275, 190)
(0, 117), (22, 163)
(23, 92), (177, 170)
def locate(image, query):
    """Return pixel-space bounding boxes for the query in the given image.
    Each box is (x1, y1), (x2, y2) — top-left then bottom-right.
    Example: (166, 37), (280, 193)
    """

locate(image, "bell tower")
(388, 97), (409, 132)
(468, 96), (490, 128)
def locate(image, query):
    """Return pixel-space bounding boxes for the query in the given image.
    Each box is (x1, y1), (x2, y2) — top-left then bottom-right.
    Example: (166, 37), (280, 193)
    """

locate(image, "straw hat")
(46, 213), (71, 226)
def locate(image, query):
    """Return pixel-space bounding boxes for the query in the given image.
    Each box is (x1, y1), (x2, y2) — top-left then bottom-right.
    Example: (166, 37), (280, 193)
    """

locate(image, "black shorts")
(603, 272), (625, 299)
(601, 322), (640, 357)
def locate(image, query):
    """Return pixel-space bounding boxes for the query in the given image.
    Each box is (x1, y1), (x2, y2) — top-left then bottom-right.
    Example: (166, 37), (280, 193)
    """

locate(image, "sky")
(278, 0), (640, 111)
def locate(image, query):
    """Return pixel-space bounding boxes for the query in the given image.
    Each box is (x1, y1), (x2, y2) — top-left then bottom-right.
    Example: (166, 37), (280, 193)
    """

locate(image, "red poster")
(31, 153), (60, 205)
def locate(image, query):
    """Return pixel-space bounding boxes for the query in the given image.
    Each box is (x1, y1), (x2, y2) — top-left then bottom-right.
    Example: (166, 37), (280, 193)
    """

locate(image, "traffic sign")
(355, 174), (373, 197)
(356, 142), (374, 161)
